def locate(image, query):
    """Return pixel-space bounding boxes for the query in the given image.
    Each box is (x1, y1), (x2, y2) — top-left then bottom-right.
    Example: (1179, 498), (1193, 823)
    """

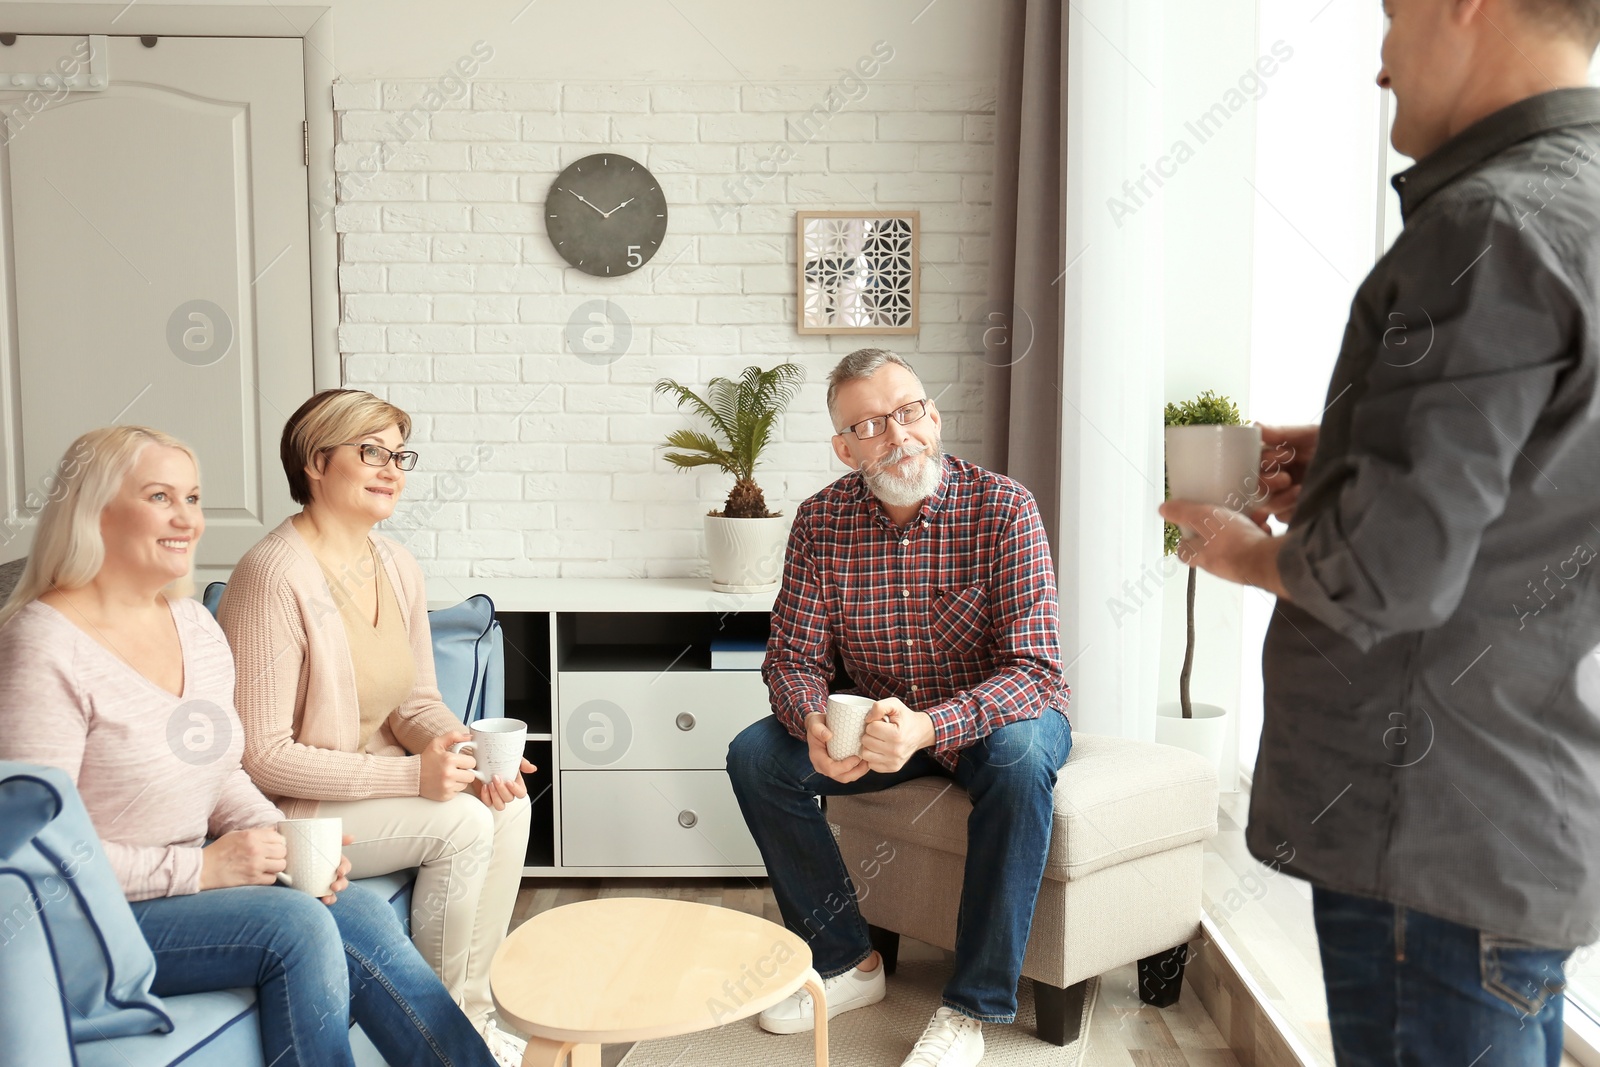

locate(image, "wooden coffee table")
(491, 897), (829, 1067)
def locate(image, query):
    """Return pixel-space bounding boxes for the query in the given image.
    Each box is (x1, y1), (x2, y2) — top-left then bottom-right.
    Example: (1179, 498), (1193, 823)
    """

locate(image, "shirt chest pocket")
(927, 584), (989, 657)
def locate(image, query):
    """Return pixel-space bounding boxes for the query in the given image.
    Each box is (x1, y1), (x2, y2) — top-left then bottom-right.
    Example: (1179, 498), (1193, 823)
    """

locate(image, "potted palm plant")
(654, 363), (804, 593)
(1156, 390), (1259, 769)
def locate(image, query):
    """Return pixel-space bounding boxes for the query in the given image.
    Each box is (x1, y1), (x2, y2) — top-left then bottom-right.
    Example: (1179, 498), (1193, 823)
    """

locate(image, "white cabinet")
(560, 770), (763, 868)
(558, 670), (769, 771)
(429, 578), (777, 878)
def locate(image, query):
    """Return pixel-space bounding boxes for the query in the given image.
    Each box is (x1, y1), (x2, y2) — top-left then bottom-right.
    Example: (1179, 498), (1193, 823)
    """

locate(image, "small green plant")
(1163, 390), (1243, 719)
(654, 363), (805, 519)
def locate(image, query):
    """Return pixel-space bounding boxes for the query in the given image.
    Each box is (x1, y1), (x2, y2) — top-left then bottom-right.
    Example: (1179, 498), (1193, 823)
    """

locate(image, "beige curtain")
(984, 0), (1068, 549)
(984, 0), (1168, 740)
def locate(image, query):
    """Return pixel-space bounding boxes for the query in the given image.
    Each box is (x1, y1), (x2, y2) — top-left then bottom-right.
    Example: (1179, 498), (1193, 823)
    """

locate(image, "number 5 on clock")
(626, 245), (642, 268)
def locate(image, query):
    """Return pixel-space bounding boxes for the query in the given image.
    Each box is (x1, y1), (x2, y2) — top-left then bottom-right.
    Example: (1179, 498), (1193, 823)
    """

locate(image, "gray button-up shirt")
(1252, 88), (1600, 949)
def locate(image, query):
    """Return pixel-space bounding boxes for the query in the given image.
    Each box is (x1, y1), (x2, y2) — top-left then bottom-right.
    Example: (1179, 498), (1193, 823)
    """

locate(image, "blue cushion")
(427, 593), (502, 724)
(75, 990), (262, 1067)
(0, 870), (78, 1065)
(0, 763), (171, 1043)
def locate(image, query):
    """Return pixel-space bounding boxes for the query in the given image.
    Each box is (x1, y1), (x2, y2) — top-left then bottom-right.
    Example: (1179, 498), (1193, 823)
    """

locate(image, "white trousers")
(317, 792), (532, 1033)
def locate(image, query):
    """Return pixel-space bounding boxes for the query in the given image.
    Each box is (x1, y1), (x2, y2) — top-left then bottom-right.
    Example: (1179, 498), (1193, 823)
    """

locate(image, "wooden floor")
(512, 879), (1246, 1066)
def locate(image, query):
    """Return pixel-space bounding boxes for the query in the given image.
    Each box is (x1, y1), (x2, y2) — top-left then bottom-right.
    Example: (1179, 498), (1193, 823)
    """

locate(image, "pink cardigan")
(0, 597), (284, 899)
(217, 518), (462, 819)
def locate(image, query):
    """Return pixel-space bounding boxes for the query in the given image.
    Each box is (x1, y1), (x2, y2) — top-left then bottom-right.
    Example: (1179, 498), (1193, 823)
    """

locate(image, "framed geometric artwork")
(795, 210), (919, 334)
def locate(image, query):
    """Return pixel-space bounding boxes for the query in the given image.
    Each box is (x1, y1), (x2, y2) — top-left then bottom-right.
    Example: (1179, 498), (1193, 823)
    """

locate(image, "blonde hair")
(281, 389), (412, 506)
(0, 426), (199, 631)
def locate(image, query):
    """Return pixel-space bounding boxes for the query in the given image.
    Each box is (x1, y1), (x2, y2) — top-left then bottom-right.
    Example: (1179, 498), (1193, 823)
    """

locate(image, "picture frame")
(795, 209), (919, 334)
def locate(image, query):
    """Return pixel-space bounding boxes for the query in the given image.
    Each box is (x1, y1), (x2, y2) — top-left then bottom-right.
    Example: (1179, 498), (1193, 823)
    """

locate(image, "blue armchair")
(2, 589), (503, 1066)
(0, 761), (416, 1066)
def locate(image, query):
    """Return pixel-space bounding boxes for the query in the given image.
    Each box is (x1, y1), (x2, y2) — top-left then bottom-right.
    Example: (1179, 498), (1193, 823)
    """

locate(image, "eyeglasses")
(328, 442), (418, 471)
(836, 399), (930, 441)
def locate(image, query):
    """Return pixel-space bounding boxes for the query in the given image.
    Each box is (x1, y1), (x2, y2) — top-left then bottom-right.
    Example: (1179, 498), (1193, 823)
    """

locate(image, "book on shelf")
(710, 636), (767, 670)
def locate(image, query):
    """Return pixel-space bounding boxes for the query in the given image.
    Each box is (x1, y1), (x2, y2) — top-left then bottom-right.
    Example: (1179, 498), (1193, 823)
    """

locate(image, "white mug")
(824, 695), (875, 760)
(1164, 424), (1265, 511)
(276, 817), (342, 897)
(450, 718), (527, 783)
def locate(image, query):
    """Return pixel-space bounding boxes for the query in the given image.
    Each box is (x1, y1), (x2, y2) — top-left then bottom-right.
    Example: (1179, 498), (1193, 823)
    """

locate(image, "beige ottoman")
(827, 732), (1218, 1045)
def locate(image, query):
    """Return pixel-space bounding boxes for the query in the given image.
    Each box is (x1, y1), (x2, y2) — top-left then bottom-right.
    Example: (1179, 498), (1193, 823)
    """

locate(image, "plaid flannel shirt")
(762, 454), (1069, 771)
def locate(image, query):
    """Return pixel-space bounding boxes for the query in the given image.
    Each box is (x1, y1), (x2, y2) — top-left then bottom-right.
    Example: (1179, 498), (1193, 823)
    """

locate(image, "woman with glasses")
(217, 390), (533, 1066)
(0, 425), (495, 1067)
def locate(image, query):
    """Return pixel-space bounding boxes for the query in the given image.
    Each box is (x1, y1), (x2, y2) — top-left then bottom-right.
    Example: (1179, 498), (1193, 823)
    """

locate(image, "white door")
(0, 34), (313, 570)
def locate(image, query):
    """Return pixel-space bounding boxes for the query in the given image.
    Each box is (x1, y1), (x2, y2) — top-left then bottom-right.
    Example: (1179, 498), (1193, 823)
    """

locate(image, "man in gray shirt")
(1162, 0), (1600, 1063)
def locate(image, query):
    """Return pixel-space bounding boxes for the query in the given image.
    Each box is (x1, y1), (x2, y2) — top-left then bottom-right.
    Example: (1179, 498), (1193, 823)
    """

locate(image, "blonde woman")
(217, 390), (533, 1065)
(0, 426), (493, 1067)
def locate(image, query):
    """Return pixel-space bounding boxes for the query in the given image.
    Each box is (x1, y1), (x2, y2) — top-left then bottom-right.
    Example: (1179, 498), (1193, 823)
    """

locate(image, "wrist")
(1252, 535), (1289, 599)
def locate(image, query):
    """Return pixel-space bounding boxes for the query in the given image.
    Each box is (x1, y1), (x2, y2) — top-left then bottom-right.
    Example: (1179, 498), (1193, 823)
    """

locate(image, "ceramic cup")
(450, 718), (527, 783)
(1164, 424), (1265, 511)
(825, 694), (875, 760)
(276, 817), (342, 897)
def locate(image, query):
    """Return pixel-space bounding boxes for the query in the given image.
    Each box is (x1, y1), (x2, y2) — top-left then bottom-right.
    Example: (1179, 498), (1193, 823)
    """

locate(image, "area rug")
(616, 960), (1097, 1066)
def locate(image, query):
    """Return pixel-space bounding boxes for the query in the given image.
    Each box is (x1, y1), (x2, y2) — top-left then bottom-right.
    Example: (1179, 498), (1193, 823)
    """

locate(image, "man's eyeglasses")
(328, 442), (418, 471)
(836, 399), (930, 441)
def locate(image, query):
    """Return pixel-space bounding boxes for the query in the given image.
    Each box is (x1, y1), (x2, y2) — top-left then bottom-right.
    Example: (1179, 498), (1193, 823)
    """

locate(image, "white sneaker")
(758, 960), (887, 1034)
(482, 1021), (528, 1067)
(901, 1006), (984, 1067)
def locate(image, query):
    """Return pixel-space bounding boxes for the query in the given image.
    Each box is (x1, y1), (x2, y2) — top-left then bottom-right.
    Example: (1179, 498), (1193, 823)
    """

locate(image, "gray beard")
(864, 439), (943, 509)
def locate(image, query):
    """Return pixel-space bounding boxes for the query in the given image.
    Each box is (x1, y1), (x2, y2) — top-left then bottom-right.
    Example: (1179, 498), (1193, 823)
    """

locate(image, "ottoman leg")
(1137, 943), (1190, 1008)
(1033, 978), (1089, 1046)
(867, 925), (900, 977)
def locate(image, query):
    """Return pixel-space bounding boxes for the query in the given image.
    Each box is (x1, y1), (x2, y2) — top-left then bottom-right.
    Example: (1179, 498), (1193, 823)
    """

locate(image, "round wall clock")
(544, 152), (669, 277)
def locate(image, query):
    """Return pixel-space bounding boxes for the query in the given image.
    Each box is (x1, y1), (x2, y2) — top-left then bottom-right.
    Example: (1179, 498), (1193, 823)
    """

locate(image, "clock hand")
(563, 188), (607, 215)
(599, 197), (637, 219)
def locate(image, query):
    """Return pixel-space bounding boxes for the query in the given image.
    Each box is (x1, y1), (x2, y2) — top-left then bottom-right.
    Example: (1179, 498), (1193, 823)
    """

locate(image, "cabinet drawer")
(557, 670), (768, 770)
(561, 770), (762, 868)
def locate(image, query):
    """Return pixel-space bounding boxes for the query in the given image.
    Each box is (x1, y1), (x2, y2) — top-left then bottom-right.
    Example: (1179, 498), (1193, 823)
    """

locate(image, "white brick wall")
(335, 77), (995, 579)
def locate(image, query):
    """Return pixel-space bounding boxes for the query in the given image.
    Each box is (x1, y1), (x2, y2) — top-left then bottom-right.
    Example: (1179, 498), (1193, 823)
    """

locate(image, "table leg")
(521, 1036), (585, 1067)
(802, 968), (829, 1067)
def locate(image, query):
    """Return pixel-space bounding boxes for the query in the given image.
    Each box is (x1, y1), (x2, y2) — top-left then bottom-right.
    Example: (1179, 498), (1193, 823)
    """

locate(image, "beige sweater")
(0, 597), (284, 900)
(217, 518), (462, 818)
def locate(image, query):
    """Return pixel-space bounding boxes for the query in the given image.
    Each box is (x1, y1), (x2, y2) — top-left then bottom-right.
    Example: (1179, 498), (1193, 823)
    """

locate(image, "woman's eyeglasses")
(328, 442), (418, 471)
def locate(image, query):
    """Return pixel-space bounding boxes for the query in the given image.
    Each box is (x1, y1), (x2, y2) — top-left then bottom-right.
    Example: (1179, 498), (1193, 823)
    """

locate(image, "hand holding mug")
(199, 826), (286, 890)
(273, 817), (344, 899)
(805, 712), (868, 784)
(449, 719), (530, 809)
(476, 757), (539, 811)
(317, 834), (354, 905)
(859, 697), (934, 774)
(1254, 423), (1319, 523)
(420, 730), (477, 801)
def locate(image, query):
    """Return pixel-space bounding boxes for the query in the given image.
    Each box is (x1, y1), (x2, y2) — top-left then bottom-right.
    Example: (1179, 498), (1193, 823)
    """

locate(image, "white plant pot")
(703, 514), (790, 593)
(1154, 701), (1230, 771)
(1164, 424), (1264, 510)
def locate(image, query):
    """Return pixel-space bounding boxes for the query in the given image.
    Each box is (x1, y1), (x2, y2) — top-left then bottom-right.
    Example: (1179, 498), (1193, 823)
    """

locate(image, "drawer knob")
(675, 712), (696, 732)
(678, 809), (698, 829)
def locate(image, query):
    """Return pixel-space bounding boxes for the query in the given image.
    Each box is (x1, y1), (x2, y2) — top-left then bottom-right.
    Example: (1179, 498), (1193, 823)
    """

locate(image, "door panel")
(0, 35), (312, 567)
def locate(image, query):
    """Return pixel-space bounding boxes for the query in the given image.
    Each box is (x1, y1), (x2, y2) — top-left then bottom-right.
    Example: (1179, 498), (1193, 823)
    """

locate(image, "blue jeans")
(1312, 885), (1573, 1067)
(131, 883), (494, 1067)
(726, 710), (1072, 1023)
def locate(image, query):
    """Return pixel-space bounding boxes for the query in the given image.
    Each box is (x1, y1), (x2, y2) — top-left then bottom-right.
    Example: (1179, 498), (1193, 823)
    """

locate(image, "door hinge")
(302, 120), (309, 167)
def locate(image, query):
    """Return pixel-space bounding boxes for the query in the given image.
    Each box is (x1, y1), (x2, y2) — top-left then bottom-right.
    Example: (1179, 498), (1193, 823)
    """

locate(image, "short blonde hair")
(280, 389), (412, 506)
(0, 426), (199, 631)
